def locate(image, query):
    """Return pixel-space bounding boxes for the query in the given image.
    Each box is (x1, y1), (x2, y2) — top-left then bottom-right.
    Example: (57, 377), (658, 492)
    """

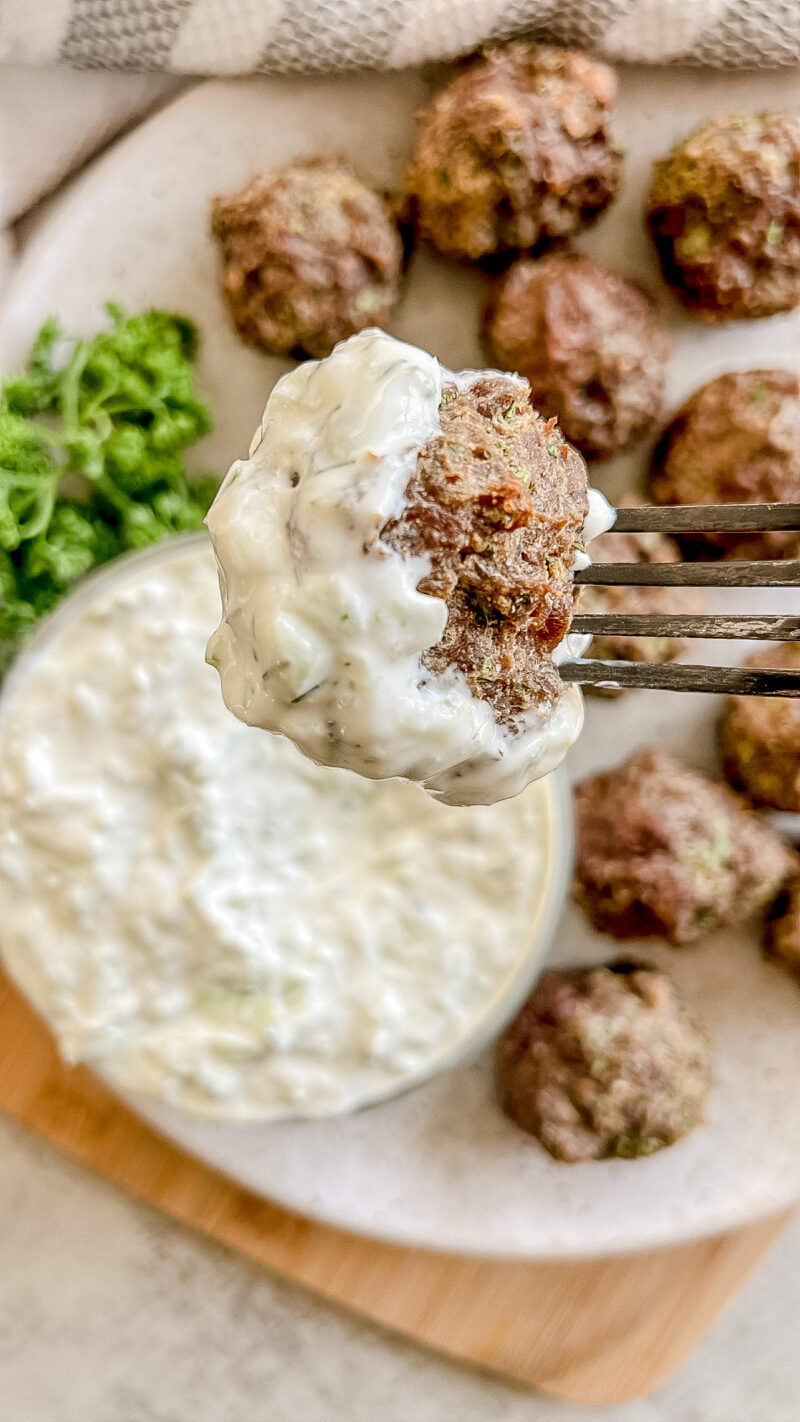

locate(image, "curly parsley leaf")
(0, 304), (215, 672)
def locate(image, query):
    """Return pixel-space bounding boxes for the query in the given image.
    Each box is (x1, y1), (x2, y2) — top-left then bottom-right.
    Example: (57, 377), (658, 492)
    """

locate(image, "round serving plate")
(1, 66), (799, 1259)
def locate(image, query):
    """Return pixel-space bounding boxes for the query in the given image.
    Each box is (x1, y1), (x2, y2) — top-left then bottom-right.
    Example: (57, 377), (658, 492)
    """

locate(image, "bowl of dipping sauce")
(0, 535), (572, 1120)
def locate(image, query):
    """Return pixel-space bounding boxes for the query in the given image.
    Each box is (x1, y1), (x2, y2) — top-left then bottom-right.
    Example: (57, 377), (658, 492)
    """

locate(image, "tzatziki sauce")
(0, 541), (558, 1119)
(206, 329), (613, 808)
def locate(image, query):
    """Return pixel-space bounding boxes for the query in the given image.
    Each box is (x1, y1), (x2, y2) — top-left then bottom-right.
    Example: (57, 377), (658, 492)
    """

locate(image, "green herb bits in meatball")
(574, 750), (795, 945)
(497, 962), (712, 1162)
(485, 254), (668, 459)
(212, 158), (403, 360)
(650, 370), (800, 560)
(720, 643), (800, 812)
(646, 113), (800, 321)
(405, 45), (622, 263)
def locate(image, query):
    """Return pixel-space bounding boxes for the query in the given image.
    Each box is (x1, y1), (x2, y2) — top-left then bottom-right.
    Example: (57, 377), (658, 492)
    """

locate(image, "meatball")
(405, 45), (621, 263)
(383, 376), (588, 720)
(719, 643), (800, 811)
(211, 158), (403, 360)
(207, 329), (599, 806)
(766, 878), (800, 978)
(578, 514), (702, 678)
(650, 370), (800, 560)
(574, 749), (795, 944)
(497, 961), (711, 1162)
(485, 255), (668, 459)
(646, 112), (800, 321)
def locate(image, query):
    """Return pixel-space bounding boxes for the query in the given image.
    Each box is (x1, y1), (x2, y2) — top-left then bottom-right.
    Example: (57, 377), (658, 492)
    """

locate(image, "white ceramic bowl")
(0, 532), (574, 1118)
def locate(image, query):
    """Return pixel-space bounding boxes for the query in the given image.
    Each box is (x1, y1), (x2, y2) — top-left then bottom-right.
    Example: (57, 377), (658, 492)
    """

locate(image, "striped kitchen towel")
(1, 0), (799, 73)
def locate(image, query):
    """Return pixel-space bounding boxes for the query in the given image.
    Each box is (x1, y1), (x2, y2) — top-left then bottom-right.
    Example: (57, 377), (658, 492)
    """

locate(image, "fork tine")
(575, 560), (800, 587)
(570, 613), (800, 640)
(572, 502), (800, 692)
(560, 661), (800, 696)
(610, 503), (800, 534)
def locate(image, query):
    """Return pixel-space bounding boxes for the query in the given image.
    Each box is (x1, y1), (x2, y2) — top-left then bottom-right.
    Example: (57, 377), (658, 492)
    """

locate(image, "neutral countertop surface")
(0, 1114), (798, 1422)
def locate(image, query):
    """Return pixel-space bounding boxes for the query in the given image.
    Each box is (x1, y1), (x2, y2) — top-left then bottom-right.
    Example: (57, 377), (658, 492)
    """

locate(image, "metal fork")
(561, 503), (800, 697)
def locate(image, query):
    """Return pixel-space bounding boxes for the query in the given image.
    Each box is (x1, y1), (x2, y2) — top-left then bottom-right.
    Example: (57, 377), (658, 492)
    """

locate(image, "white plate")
(1, 68), (799, 1260)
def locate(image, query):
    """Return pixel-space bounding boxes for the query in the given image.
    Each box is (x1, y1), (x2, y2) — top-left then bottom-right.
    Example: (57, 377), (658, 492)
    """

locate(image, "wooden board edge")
(0, 972), (792, 1404)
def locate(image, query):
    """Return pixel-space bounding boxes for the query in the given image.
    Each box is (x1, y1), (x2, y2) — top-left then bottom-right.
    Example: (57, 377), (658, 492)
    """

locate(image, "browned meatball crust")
(497, 961), (712, 1162)
(405, 45), (621, 263)
(485, 255), (668, 459)
(647, 113), (800, 321)
(212, 158), (403, 360)
(650, 370), (800, 560)
(720, 643), (800, 811)
(574, 749), (795, 944)
(766, 877), (800, 978)
(579, 516), (703, 674)
(382, 377), (588, 721)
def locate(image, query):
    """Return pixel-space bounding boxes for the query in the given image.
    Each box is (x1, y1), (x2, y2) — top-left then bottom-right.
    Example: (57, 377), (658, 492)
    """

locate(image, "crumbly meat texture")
(485, 254), (668, 459)
(646, 113), (800, 321)
(496, 961), (711, 1162)
(766, 878), (800, 978)
(719, 643), (800, 811)
(211, 158), (403, 360)
(405, 45), (621, 262)
(650, 370), (800, 560)
(382, 377), (588, 721)
(574, 749), (795, 945)
(578, 517), (703, 677)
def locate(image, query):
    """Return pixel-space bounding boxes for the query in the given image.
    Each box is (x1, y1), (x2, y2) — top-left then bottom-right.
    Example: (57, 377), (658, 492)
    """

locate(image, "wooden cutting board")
(0, 970), (790, 1405)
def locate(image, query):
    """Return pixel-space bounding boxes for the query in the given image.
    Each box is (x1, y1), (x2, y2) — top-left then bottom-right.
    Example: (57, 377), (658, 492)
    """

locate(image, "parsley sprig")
(0, 304), (215, 672)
